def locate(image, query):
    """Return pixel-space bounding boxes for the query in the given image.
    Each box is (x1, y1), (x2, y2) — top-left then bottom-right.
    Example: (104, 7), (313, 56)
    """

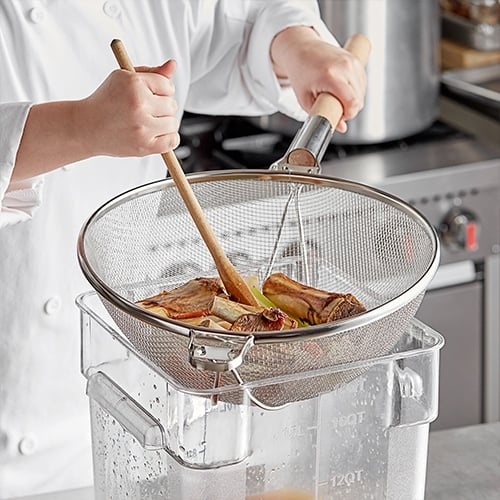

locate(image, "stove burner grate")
(179, 113), (469, 172)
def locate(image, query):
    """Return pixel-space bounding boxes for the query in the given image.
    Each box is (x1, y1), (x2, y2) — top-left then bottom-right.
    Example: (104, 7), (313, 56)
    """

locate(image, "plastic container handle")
(87, 371), (166, 450)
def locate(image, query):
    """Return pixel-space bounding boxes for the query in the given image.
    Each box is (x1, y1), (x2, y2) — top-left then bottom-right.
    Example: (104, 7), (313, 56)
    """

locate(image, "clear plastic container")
(77, 291), (444, 500)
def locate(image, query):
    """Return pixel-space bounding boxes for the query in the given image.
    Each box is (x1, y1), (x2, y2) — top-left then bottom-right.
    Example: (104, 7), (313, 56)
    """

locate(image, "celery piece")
(250, 285), (277, 309)
(250, 286), (310, 328)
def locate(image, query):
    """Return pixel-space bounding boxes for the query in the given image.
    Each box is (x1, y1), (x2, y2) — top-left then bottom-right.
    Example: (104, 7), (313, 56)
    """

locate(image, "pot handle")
(283, 34), (371, 171)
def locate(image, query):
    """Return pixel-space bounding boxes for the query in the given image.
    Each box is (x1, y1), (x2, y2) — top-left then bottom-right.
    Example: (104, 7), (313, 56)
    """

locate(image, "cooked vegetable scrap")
(136, 272), (365, 331)
(210, 296), (298, 331)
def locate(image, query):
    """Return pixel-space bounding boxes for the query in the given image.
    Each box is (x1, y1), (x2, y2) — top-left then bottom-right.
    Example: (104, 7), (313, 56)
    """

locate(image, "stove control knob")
(439, 207), (479, 252)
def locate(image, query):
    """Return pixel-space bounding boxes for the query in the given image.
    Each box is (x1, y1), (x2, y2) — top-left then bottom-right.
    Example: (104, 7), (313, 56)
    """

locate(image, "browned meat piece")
(231, 308), (290, 332)
(262, 272), (366, 325)
(137, 277), (228, 319)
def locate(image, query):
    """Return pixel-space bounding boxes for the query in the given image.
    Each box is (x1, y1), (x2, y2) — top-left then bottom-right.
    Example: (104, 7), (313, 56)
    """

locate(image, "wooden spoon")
(110, 39), (259, 306)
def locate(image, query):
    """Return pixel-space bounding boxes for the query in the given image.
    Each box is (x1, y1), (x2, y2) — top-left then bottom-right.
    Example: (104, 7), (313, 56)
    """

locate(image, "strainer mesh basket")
(78, 170), (439, 406)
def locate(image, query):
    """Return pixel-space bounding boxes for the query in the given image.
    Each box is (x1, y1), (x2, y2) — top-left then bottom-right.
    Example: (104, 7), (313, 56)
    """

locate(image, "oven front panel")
(376, 159), (500, 266)
(417, 280), (483, 430)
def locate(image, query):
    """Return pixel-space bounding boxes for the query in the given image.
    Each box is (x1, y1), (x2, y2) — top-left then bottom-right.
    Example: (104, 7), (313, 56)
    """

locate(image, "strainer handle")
(285, 34), (371, 170)
(309, 34), (371, 129)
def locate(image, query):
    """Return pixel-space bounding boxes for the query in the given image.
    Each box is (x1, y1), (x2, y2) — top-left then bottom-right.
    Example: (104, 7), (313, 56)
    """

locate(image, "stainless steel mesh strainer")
(77, 170), (439, 408)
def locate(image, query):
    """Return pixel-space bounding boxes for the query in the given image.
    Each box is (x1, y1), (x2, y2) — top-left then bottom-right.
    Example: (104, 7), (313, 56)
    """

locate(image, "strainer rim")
(77, 169), (440, 343)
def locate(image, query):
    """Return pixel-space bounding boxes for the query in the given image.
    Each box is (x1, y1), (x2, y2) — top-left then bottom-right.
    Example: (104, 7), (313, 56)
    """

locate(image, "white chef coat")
(0, 1), (336, 497)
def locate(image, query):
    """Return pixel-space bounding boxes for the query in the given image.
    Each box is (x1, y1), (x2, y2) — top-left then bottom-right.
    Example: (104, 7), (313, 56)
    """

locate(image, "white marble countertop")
(11, 422), (500, 500)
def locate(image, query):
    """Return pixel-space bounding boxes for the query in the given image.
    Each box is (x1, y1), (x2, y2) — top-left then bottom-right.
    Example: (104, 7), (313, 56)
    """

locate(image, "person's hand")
(13, 60), (179, 182)
(271, 27), (368, 133)
(78, 60), (179, 157)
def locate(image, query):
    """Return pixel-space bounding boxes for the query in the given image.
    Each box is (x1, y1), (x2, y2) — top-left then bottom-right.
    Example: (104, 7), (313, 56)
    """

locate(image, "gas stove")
(179, 112), (499, 177)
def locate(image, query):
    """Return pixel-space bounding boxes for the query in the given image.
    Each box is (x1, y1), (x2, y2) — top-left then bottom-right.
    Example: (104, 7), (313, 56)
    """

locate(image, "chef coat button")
(18, 435), (37, 456)
(28, 7), (46, 24)
(103, 1), (121, 18)
(43, 296), (62, 315)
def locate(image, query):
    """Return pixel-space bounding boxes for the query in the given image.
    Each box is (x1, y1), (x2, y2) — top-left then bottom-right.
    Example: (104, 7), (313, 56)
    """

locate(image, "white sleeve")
(0, 102), (44, 228)
(185, 0), (337, 120)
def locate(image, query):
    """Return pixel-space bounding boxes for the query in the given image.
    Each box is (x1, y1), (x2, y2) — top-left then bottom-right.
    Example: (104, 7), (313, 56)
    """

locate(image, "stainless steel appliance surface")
(178, 113), (500, 430)
(318, 131), (500, 431)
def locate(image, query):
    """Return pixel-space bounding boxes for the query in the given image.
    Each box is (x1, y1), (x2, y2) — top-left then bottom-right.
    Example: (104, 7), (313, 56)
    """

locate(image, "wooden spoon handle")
(110, 39), (258, 306)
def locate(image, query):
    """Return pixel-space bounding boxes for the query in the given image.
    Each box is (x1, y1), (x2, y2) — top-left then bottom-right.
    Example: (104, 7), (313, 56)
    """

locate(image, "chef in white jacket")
(0, 1), (366, 497)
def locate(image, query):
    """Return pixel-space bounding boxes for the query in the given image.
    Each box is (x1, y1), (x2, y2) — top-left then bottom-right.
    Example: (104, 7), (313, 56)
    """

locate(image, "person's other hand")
(271, 27), (367, 133)
(78, 60), (179, 157)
